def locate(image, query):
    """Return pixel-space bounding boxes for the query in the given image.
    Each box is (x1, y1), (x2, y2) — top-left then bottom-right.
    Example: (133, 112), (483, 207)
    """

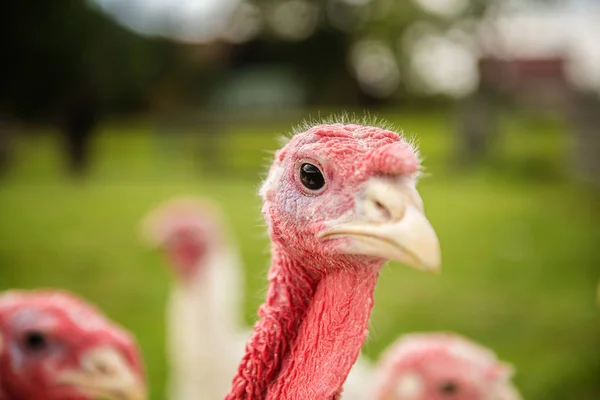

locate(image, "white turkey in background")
(142, 196), (249, 400)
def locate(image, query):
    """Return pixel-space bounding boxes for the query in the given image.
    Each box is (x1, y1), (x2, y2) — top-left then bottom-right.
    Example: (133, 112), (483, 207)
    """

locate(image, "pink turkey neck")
(226, 244), (382, 400)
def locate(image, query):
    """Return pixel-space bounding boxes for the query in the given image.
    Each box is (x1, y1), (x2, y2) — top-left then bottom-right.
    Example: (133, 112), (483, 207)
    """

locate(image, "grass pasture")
(0, 110), (598, 399)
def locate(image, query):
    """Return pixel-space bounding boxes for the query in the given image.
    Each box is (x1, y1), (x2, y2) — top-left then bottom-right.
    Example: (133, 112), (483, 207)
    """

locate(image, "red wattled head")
(373, 333), (518, 400)
(0, 290), (146, 400)
(142, 197), (225, 282)
(260, 118), (441, 272)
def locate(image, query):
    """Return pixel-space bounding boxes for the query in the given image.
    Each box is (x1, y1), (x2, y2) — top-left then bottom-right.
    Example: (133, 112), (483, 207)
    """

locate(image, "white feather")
(342, 354), (376, 400)
(166, 245), (248, 400)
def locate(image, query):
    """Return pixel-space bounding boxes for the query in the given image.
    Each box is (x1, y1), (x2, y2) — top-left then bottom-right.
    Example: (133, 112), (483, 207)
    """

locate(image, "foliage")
(0, 0), (503, 120)
(0, 0), (171, 119)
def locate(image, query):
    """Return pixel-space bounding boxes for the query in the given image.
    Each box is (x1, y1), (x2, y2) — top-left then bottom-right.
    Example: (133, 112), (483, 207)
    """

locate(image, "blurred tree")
(60, 77), (99, 177)
(0, 0), (563, 122)
(0, 0), (172, 121)
(0, 103), (14, 176)
(568, 90), (600, 187)
(226, 29), (358, 106)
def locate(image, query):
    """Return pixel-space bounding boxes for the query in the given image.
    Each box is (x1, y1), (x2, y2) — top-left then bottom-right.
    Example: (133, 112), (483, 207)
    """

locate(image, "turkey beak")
(319, 177), (441, 272)
(56, 347), (146, 400)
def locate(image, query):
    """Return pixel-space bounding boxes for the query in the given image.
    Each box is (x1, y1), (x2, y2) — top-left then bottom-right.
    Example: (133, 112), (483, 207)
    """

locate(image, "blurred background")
(0, 0), (599, 398)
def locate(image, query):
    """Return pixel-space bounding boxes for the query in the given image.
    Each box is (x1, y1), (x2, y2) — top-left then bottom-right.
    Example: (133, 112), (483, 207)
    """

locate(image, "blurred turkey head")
(372, 333), (521, 400)
(0, 290), (146, 400)
(142, 197), (225, 283)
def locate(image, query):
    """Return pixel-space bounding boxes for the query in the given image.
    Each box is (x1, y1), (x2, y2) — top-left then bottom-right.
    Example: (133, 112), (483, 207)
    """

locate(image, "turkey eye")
(300, 163), (325, 191)
(439, 381), (458, 395)
(23, 330), (47, 352)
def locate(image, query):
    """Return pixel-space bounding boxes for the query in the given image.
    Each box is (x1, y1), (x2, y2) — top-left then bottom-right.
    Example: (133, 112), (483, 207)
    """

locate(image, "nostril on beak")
(82, 350), (121, 377)
(364, 195), (404, 223)
(95, 361), (112, 375)
(362, 179), (408, 223)
(373, 200), (391, 221)
(86, 358), (111, 375)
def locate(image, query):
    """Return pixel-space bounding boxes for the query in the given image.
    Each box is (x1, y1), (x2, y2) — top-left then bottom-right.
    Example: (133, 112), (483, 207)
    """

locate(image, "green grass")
(0, 110), (598, 399)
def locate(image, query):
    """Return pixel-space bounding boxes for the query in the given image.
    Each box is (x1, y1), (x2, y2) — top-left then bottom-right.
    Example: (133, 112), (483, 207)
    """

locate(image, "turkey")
(0, 289), (146, 400)
(142, 196), (248, 400)
(371, 332), (522, 400)
(226, 119), (441, 399)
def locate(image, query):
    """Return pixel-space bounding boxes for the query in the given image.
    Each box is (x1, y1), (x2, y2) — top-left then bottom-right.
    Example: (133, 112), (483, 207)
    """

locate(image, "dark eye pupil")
(439, 381), (458, 395)
(24, 331), (47, 351)
(300, 163), (325, 191)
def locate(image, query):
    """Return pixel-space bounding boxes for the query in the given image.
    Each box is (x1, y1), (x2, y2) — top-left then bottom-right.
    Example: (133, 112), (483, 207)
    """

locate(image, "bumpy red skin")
(0, 290), (144, 400)
(226, 124), (419, 400)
